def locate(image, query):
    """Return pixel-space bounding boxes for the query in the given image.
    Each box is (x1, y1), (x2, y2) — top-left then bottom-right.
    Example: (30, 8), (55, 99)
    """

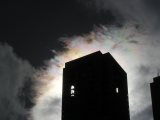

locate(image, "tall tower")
(150, 76), (160, 120)
(62, 51), (130, 120)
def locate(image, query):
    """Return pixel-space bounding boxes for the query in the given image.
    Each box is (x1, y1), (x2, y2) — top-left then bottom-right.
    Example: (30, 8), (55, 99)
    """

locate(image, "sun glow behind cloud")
(32, 23), (158, 120)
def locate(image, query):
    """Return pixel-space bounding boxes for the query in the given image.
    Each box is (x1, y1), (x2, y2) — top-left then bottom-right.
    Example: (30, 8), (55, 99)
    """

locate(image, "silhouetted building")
(62, 51), (130, 120)
(150, 76), (160, 120)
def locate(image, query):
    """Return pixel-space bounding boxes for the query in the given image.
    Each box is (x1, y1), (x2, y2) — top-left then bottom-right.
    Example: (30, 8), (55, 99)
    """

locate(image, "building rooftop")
(65, 51), (126, 74)
(153, 76), (160, 83)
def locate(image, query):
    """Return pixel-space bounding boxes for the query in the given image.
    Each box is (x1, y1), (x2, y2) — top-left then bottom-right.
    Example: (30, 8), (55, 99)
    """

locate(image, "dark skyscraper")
(150, 76), (160, 120)
(62, 51), (130, 120)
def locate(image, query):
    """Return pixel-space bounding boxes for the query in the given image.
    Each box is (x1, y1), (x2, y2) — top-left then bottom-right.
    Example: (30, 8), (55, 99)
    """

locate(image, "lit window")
(71, 85), (75, 89)
(71, 85), (75, 97)
(116, 88), (119, 93)
(71, 89), (75, 94)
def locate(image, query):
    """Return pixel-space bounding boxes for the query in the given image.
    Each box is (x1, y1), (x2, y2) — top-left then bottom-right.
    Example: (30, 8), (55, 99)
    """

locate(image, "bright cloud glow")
(31, 23), (160, 120)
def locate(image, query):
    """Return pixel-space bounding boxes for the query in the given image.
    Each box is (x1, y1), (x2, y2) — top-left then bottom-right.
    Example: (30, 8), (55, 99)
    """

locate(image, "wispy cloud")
(77, 0), (158, 29)
(31, 23), (160, 120)
(0, 43), (35, 120)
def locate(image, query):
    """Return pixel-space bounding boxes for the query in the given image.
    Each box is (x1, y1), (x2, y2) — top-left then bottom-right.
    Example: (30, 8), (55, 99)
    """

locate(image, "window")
(71, 85), (74, 89)
(116, 88), (119, 93)
(71, 85), (75, 97)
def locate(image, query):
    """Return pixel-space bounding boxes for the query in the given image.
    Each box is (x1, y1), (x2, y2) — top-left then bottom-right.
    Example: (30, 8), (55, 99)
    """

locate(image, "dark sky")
(1, 1), (160, 120)
(0, 1), (115, 67)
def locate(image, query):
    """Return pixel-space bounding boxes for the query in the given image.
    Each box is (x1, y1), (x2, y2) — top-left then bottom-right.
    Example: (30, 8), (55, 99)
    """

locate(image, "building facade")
(62, 51), (130, 120)
(150, 76), (160, 120)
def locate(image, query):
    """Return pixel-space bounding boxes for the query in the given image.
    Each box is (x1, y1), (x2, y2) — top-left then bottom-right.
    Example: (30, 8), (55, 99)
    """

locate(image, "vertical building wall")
(150, 76), (160, 120)
(62, 51), (130, 120)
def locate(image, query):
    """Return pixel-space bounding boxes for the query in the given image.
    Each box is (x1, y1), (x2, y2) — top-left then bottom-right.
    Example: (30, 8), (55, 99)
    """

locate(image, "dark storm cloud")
(78, 0), (159, 29)
(0, 43), (36, 120)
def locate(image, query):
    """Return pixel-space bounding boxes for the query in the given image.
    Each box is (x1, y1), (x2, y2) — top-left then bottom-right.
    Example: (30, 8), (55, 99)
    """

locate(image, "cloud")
(2, 2), (160, 120)
(77, 0), (159, 29)
(132, 105), (153, 120)
(32, 97), (61, 120)
(31, 23), (160, 120)
(31, 1), (160, 120)
(0, 43), (35, 120)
